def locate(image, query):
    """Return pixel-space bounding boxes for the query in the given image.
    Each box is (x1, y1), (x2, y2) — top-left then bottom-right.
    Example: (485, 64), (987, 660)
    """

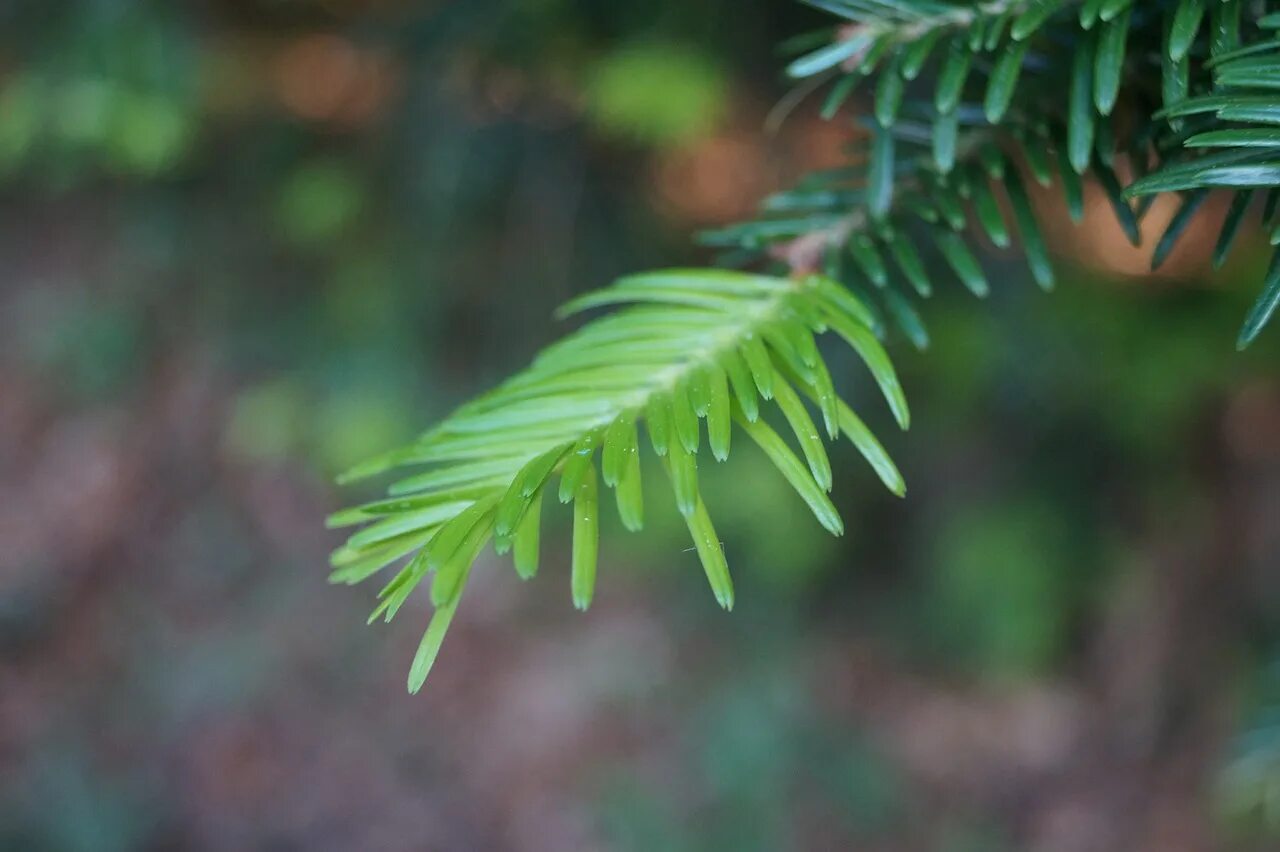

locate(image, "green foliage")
(274, 161), (367, 247)
(335, 0), (1280, 689)
(333, 269), (907, 691)
(585, 42), (729, 146)
(926, 499), (1075, 677)
(0, 9), (196, 179)
(736, 0), (1280, 349)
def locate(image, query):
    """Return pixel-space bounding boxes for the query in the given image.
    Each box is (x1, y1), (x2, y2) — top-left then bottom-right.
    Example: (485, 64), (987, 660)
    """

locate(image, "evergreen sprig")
(334, 0), (1280, 690)
(332, 270), (905, 691)
(732, 0), (1280, 349)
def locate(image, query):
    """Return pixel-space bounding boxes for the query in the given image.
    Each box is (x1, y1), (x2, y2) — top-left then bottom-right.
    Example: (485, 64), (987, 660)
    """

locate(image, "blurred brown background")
(0, 2), (1277, 850)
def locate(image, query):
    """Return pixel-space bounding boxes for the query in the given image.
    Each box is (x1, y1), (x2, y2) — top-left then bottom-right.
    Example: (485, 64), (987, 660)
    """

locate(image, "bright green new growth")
(335, 0), (1280, 690)
(331, 270), (907, 691)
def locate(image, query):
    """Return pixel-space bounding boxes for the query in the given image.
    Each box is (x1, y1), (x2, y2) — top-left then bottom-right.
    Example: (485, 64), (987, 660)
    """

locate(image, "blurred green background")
(0, 1), (1277, 850)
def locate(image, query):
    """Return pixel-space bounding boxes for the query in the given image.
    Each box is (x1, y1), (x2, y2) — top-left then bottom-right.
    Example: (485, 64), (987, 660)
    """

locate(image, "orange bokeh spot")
(273, 34), (396, 128)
